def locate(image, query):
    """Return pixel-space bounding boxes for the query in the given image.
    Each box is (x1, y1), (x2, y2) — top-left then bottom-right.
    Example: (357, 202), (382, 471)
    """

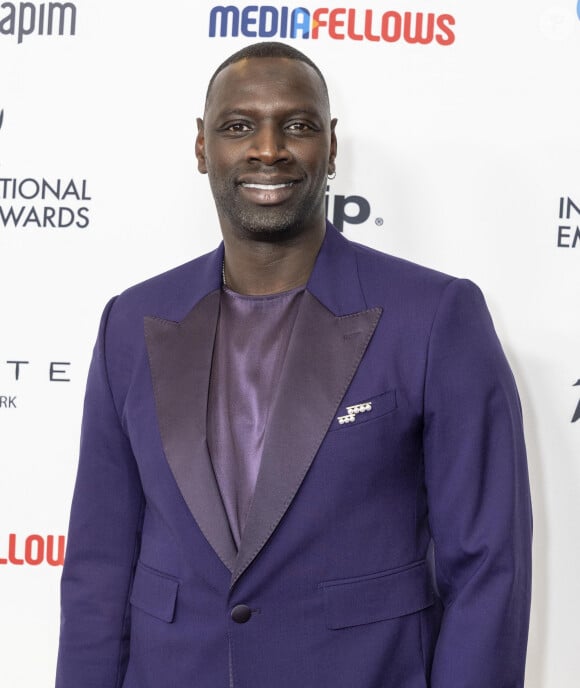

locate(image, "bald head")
(204, 41), (330, 113)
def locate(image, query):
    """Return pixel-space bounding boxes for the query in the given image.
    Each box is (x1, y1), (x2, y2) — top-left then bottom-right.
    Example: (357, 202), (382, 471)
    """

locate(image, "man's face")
(196, 57), (337, 241)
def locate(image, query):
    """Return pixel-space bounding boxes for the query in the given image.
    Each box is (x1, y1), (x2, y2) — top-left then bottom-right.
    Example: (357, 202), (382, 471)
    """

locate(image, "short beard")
(211, 177), (327, 243)
(231, 204), (307, 241)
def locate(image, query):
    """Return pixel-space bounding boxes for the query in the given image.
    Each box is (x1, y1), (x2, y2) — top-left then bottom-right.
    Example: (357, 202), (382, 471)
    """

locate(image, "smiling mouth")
(240, 182), (295, 190)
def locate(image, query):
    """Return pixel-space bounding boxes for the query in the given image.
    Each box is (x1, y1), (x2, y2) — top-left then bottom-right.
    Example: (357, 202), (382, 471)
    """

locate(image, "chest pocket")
(329, 389), (397, 432)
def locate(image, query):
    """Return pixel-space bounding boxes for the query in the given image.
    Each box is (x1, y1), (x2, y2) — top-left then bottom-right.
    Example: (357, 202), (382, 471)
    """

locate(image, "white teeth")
(242, 183), (292, 190)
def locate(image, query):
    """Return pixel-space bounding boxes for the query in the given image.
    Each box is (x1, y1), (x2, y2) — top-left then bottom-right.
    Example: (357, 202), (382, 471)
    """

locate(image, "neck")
(222, 224), (326, 296)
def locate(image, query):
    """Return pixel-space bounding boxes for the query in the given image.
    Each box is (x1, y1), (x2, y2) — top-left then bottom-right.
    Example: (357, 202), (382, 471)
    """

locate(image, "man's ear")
(195, 117), (208, 174)
(328, 117), (338, 177)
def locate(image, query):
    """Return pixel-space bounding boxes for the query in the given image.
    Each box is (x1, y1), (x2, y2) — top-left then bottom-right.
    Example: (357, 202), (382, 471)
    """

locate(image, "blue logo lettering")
(209, 6), (240, 37)
(210, 5), (314, 39)
(291, 8), (310, 38)
(258, 6), (278, 37)
(241, 6), (258, 37)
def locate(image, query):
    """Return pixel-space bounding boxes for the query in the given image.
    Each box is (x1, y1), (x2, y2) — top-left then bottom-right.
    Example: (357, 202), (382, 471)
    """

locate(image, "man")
(56, 42), (532, 688)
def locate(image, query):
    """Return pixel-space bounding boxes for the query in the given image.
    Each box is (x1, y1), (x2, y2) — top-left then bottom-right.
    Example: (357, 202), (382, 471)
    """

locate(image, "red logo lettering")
(0, 533), (65, 566)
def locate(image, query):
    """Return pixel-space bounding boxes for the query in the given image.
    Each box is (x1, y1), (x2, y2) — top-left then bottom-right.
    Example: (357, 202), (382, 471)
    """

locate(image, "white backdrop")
(1, 1), (579, 685)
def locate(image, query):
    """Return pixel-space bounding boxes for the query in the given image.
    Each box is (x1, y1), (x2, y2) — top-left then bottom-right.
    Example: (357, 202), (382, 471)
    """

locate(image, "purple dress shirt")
(207, 285), (304, 548)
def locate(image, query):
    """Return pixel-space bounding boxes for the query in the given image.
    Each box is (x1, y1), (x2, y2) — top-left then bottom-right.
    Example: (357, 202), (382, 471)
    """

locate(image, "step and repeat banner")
(1, 1), (579, 685)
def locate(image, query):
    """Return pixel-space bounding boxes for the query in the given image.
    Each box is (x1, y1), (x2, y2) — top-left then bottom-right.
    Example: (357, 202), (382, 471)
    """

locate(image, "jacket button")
(231, 604), (252, 623)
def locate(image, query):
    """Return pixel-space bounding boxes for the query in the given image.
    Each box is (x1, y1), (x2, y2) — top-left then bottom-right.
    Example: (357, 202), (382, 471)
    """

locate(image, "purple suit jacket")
(56, 224), (532, 688)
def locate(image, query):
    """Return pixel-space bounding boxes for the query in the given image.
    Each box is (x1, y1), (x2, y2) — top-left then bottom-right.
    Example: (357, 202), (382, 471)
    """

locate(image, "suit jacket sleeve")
(56, 297), (145, 688)
(423, 279), (532, 687)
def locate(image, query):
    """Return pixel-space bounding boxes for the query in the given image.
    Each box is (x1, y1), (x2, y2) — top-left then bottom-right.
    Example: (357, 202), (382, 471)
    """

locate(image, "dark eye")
(286, 121), (311, 132)
(221, 122), (252, 135)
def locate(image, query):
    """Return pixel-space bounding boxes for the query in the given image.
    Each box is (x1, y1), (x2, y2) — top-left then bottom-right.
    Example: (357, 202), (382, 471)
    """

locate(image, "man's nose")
(247, 125), (290, 164)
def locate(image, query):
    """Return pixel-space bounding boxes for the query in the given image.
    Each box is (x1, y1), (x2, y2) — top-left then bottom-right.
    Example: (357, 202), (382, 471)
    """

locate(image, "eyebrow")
(213, 107), (325, 120)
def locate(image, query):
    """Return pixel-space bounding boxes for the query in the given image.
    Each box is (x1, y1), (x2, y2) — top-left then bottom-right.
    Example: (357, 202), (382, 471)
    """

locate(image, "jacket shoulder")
(111, 245), (222, 324)
(348, 239), (459, 309)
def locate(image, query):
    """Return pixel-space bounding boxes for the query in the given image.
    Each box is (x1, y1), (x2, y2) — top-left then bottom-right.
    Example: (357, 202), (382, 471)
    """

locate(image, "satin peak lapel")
(232, 291), (382, 586)
(144, 290), (237, 572)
